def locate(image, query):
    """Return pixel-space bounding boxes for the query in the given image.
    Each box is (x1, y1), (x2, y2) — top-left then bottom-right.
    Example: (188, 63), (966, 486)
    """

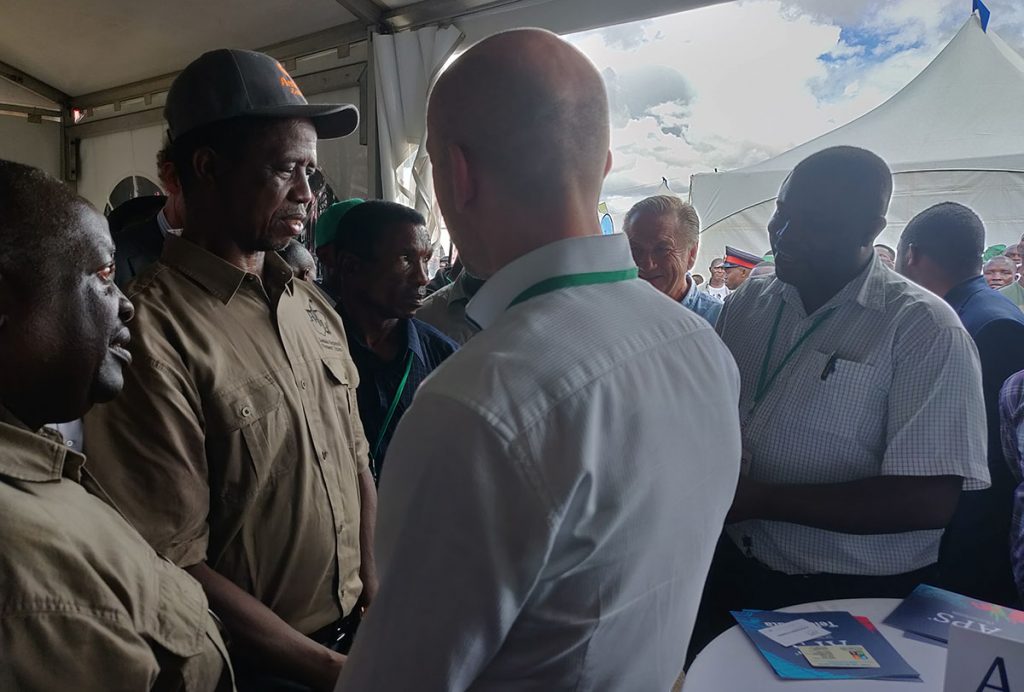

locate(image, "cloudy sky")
(566, 0), (1024, 219)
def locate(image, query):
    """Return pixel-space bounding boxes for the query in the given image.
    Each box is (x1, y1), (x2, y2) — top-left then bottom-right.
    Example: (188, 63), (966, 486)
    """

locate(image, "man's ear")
(193, 147), (221, 189)
(448, 143), (476, 213)
(685, 243), (699, 272)
(902, 244), (918, 268)
(159, 161), (182, 196)
(338, 251), (364, 280)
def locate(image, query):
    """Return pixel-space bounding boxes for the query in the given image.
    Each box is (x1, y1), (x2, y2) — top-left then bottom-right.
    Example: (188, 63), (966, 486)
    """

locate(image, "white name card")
(944, 625), (1024, 692)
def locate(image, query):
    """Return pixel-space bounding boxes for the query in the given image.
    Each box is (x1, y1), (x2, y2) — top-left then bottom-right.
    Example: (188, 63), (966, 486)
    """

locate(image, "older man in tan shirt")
(84, 49), (374, 691)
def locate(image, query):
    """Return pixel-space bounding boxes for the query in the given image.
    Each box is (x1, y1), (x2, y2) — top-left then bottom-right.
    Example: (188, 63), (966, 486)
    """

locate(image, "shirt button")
(241, 406), (252, 417)
(300, 380), (307, 390)
(321, 450), (328, 460)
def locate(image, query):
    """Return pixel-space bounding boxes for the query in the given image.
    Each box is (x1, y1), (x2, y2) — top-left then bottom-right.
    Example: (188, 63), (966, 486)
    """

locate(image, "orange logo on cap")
(275, 62), (304, 98)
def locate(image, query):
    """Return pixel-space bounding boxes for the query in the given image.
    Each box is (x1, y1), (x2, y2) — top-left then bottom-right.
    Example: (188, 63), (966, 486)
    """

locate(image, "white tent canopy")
(689, 14), (1024, 270)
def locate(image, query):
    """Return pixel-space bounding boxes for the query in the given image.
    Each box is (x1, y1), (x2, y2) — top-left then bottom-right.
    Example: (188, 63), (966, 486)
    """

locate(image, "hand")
(358, 583), (378, 616)
(358, 568), (379, 614)
(726, 477), (768, 524)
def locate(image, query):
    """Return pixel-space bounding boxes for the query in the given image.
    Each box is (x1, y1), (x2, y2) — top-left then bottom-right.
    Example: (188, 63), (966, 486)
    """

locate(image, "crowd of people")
(2, 26), (1024, 692)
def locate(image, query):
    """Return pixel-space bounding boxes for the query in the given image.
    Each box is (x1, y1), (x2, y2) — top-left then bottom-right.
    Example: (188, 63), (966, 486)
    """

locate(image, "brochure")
(883, 584), (1024, 644)
(731, 609), (921, 681)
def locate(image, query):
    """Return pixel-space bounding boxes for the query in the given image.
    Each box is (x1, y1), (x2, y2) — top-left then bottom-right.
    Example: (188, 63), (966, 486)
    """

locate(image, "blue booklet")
(732, 610), (921, 681)
(883, 584), (1024, 644)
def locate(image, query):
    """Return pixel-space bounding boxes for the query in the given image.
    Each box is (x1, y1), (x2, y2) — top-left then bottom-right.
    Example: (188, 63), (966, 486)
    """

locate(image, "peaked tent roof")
(690, 14), (1024, 234)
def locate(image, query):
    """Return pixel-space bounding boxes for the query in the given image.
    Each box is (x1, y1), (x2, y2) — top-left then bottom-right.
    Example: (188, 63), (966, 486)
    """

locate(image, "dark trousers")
(686, 535), (936, 667)
(235, 611), (361, 692)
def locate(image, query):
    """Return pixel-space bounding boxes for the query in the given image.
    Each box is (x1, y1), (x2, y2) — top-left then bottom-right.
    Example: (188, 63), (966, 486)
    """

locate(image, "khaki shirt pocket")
(207, 377), (287, 504)
(148, 556), (231, 691)
(321, 356), (369, 473)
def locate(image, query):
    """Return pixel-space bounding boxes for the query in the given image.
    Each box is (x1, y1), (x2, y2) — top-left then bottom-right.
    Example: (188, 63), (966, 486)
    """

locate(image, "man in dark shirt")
(898, 201), (1024, 606)
(325, 200), (458, 481)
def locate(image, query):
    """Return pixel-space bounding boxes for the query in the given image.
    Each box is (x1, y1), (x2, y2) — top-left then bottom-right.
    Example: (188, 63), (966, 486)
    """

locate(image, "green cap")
(315, 198), (364, 248)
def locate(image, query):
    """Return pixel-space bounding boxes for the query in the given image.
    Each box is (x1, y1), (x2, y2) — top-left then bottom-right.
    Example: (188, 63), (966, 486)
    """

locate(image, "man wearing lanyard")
(337, 29), (742, 691)
(692, 146), (989, 653)
(324, 200), (458, 481)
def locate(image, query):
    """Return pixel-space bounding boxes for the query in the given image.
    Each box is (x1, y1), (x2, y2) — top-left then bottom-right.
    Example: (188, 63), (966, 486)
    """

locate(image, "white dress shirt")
(338, 233), (742, 691)
(717, 255), (989, 576)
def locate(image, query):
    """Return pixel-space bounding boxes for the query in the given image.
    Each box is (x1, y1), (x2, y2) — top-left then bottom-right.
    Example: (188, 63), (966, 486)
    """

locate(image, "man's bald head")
(427, 29), (611, 277)
(429, 29), (609, 206)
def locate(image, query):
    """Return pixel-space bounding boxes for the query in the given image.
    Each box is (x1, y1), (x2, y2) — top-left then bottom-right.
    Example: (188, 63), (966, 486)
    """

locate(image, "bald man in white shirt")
(337, 28), (742, 692)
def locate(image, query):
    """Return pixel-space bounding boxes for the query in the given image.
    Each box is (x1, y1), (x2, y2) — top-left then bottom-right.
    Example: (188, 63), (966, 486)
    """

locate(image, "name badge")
(798, 645), (880, 668)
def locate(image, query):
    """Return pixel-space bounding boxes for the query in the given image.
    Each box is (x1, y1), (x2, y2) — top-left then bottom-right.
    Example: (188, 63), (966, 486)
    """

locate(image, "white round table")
(684, 598), (948, 690)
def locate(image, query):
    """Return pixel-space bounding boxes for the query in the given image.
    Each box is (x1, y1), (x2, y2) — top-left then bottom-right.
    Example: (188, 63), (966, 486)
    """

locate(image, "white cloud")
(567, 0), (1024, 219)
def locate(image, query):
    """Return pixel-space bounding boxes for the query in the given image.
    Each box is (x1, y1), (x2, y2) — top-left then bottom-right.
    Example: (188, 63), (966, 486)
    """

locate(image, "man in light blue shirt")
(624, 194), (723, 325)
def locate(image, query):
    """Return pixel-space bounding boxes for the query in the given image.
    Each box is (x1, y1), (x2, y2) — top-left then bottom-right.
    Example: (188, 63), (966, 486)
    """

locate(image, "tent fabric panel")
(77, 124), (165, 213)
(309, 86), (371, 202)
(0, 115), (61, 178)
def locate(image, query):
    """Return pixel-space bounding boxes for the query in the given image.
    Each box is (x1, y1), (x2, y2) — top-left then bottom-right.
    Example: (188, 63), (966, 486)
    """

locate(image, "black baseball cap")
(165, 48), (359, 141)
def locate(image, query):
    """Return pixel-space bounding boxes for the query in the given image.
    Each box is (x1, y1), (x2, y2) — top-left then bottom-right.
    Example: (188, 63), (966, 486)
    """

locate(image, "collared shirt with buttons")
(0, 406), (232, 692)
(84, 234), (370, 635)
(415, 271), (481, 345)
(339, 233), (742, 691)
(680, 277), (723, 326)
(717, 256), (989, 576)
(338, 314), (457, 476)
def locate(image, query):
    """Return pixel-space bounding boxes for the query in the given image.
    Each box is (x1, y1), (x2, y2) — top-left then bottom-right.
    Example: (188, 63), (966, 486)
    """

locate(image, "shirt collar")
(467, 234), (636, 330)
(944, 275), (988, 311)
(156, 207), (173, 237)
(0, 406), (84, 483)
(405, 319), (427, 363)
(161, 235), (295, 305)
(766, 253), (887, 315)
(679, 275), (699, 309)
(343, 313), (425, 365)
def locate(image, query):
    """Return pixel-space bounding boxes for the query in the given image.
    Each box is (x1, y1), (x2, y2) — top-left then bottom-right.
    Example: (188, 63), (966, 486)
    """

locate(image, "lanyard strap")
(753, 301), (837, 406)
(370, 351), (415, 473)
(509, 268), (639, 308)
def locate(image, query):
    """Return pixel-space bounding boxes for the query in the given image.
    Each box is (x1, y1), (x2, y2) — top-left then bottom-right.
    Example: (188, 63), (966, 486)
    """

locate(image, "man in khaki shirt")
(84, 49), (375, 691)
(0, 159), (232, 691)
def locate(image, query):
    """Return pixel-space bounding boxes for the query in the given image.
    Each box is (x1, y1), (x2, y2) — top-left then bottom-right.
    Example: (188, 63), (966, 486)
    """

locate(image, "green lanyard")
(370, 351), (414, 478)
(509, 268), (639, 308)
(753, 301), (837, 406)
